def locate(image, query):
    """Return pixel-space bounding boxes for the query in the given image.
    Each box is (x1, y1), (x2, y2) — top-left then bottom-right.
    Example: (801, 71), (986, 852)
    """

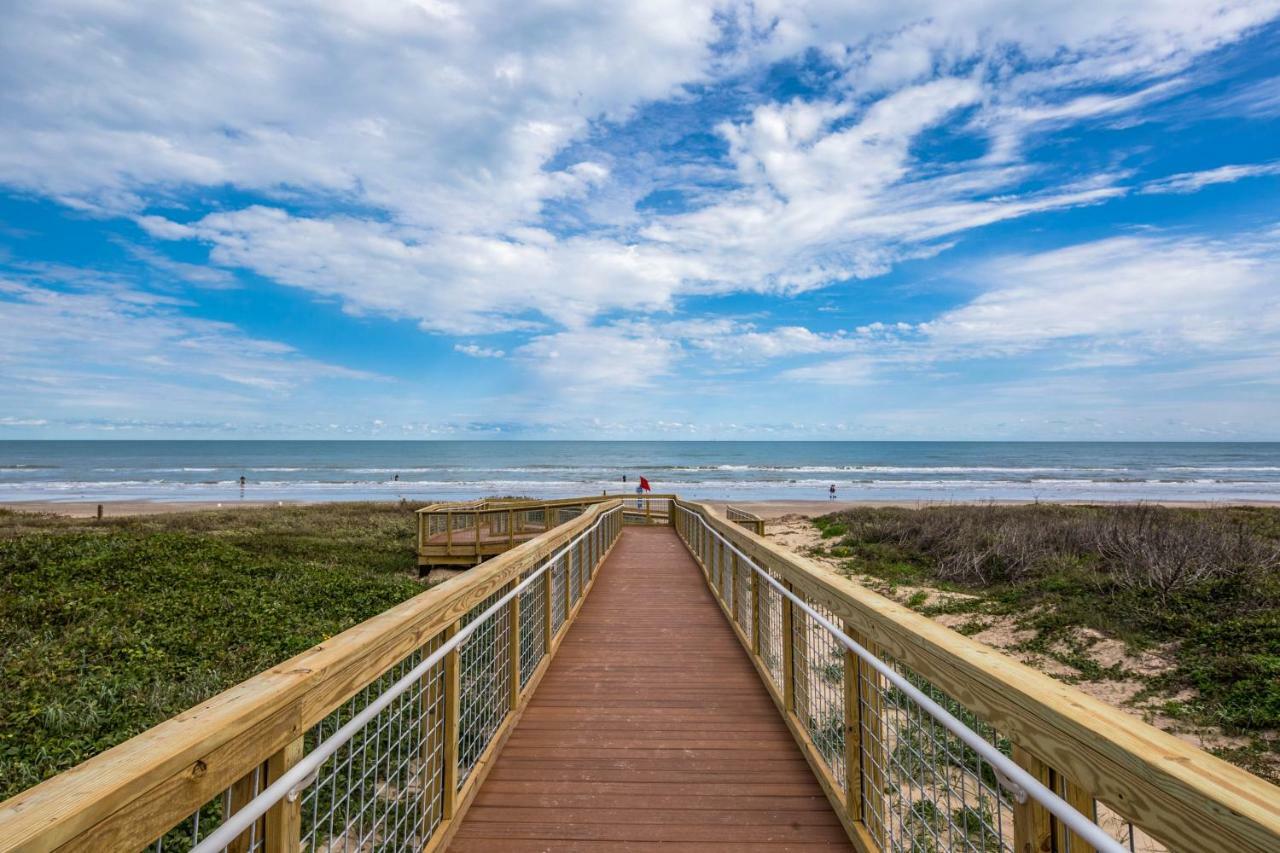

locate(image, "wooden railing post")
(507, 509), (514, 549)
(265, 737), (304, 853)
(1013, 745), (1053, 853)
(445, 511), (453, 555)
(227, 767), (263, 853)
(441, 622), (461, 820)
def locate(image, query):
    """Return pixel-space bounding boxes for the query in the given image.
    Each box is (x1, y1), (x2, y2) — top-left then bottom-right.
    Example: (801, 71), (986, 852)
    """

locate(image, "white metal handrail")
(192, 504), (622, 853)
(676, 504), (1128, 853)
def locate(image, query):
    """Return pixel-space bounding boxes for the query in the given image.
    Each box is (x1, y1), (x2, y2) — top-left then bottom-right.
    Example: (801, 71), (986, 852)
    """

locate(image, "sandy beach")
(0, 500), (303, 517)
(6, 495), (1280, 518)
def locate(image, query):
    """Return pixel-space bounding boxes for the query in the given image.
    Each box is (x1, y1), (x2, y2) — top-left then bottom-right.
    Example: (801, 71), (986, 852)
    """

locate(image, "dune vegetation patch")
(0, 503), (429, 799)
(807, 504), (1280, 783)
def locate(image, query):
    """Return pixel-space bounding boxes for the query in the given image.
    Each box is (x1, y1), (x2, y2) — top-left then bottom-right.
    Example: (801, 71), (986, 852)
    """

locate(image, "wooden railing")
(415, 496), (596, 567)
(0, 500), (625, 853)
(6, 494), (1278, 853)
(417, 495), (674, 567)
(725, 503), (766, 535)
(672, 498), (1280, 853)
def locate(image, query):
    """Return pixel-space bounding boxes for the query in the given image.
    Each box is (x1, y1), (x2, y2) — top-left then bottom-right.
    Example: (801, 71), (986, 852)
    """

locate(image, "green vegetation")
(812, 503), (1280, 782)
(0, 503), (427, 800)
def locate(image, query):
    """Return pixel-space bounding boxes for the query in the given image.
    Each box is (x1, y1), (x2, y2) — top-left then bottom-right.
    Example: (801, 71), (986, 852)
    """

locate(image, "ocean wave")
(1160, 466), (1280, 472)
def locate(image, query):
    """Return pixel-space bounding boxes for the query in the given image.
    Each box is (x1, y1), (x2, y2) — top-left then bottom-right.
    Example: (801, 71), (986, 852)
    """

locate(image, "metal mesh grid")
(457, 590), (511, 784)
(726, 544), (739, 612)
(569, 543), (582, 604)
(148, 767), (265, 852)
(733, 553), (753, 638)
(519, 568), (547, 688)
(758, 569), (785, 689)
(859, 648), (1015, 853)
(298, 643), (445, 852)
(790, 595), (848, 793)
(550, 556), (567, 634)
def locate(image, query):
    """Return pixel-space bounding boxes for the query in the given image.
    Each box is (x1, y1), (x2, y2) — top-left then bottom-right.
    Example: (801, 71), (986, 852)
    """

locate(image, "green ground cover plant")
(812, 504), (1280, 782)
(0, 503), (427, 800)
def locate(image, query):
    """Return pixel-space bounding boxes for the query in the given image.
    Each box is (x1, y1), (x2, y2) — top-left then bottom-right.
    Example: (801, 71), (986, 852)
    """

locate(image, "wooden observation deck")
(0, 497), (1276, 853)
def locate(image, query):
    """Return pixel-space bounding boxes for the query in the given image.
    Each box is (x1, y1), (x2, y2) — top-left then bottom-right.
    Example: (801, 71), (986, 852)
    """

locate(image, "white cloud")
(781, 356), (879, 385)
(924, 235), (1279, 352)
(0, 277), (373, 418)
(1140, 162), (1280, 194)
(2, 0), (1275, 341)
(454, 343), (505, 358)
(783, 231), (1280, 385)
(515, 326), (680, 391)
(0, 0), (721, 227)
(2, 0), (1280, 437)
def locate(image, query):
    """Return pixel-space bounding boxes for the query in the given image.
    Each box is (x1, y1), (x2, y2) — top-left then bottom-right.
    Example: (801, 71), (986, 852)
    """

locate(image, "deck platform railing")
(725, 503), (766, 534)
(416, 495), (672, 567)
(0, 500), (624, 853)
(672, 498), (1280, 853)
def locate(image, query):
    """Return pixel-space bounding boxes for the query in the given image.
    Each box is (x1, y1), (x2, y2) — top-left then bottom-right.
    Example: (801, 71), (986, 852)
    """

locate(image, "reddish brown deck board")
(448, 526), (853, 851)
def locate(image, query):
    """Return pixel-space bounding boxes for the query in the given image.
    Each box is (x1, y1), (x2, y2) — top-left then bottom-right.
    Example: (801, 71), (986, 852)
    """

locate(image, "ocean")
(2, 440), (1280, 504)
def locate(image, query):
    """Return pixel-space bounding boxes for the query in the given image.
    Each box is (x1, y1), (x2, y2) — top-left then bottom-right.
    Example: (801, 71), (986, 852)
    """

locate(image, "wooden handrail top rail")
(0, 500), (624, 852)
(673, 498), (1280, 853)
(415, 495), (639, 515)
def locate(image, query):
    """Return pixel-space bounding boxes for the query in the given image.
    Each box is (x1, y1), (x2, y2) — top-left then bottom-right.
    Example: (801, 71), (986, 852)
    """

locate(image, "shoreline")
(5, 496), (1280, 518)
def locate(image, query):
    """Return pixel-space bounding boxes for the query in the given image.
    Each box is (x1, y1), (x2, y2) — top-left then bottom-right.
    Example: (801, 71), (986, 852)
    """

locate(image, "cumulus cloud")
(925, 235), (1279, 352)
(785, 231), (1280, 384)
(3, 0), (1275, 340)
(2, 1), (1279, 434)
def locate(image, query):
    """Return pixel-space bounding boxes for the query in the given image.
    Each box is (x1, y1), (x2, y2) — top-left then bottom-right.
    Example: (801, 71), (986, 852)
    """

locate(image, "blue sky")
(1, 1), (1279, 440)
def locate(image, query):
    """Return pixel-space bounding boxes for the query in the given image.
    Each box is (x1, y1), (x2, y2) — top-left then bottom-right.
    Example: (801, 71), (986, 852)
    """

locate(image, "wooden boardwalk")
(449, 526), (854, 852)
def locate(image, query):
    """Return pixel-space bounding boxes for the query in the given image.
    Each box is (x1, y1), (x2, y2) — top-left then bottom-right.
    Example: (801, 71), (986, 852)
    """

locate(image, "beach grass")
(0, 503), (426, 800)
(813, 503), (1280, 781)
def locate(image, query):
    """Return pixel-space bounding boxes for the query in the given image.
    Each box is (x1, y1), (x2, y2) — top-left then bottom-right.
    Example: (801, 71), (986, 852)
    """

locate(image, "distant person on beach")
(239, 475), (247, 488)
(393, 473), (399, 481)
(829, 484), (836, 500)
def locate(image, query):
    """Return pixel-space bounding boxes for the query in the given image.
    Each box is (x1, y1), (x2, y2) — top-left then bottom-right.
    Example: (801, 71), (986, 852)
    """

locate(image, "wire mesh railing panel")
(147, 767), (265, 852)
(550, 557), (566, 635)
(734, 554), (753, 638)
(488, 512), (509, 536)
(298, 642), (445, 853)
(457, 590), (511, 785)
(758, 569), (785, 690)
(859, 648), (1015, 853)
(568, 545), (582, 604)
(723, 544), (736, 613)
(586, 529), (597, 579)
(519, 568), (547, 688)
(791, 595), (848, 794)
